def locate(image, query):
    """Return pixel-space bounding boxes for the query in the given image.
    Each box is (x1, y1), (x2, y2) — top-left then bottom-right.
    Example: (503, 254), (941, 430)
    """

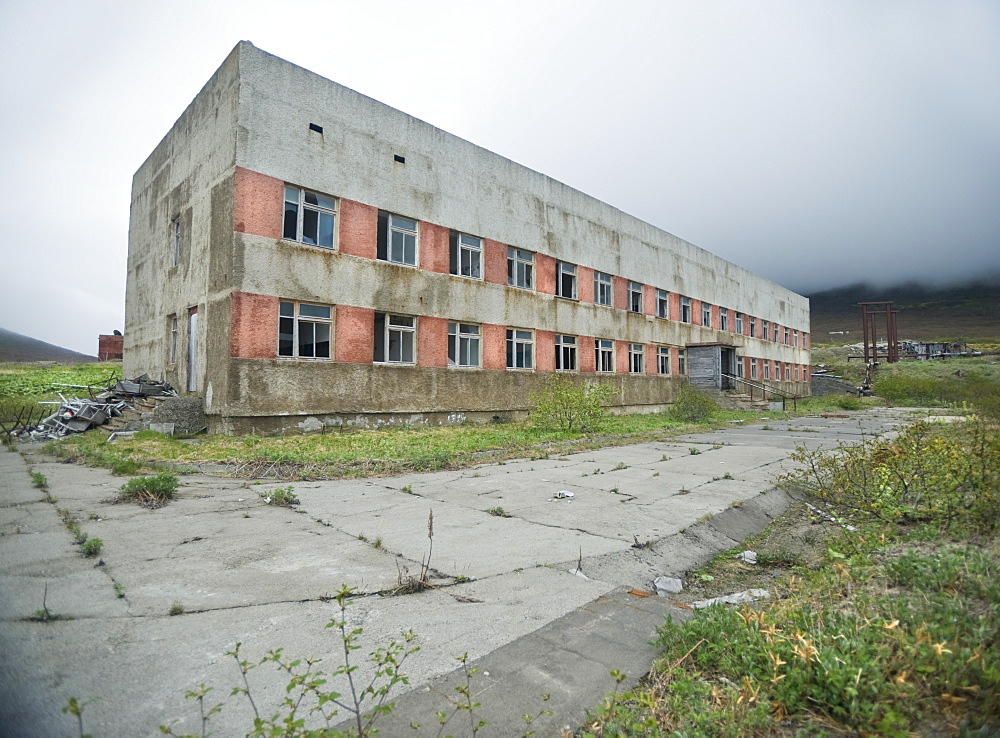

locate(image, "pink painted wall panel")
(535, 330), (556, 372)
(645, 344), (657, 375)
(417, 316), (449, 368)
(613, 276), (629, 311)
(230, 292), (279, 358)
(643, 284), (657, 316)
(579, 335), (595, 373)
(576, 266), (595, 304)
(234, 167), (282, 239)
(483, 239), (507, 285)
(335, 305), (375, 364)
(420, 223), (450, 275)
(339, 200), (378, 259)
(669, 293), (681, 323)
(482, 323), (507, 370)
(535, 254), (556, 295)
(615, 340), (630, 374)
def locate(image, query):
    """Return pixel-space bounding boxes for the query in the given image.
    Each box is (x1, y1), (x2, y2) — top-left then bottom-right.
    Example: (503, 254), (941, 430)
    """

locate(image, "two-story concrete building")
(124, 41), (811, 434)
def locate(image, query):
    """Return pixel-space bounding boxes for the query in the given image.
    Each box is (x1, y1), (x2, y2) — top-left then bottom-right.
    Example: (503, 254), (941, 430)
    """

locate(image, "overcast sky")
(2, 0), (998, 355)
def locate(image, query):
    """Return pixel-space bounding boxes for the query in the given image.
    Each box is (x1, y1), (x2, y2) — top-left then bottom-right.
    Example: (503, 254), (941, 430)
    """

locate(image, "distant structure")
(124, 41), (812, 434)
(97, 334), (124, 362)
(860, 302), (899, 363)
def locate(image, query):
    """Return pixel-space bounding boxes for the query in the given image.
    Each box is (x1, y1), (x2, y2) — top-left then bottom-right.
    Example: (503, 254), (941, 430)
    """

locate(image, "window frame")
(628, 281), (643, 313)
(555, 334), (578, 372)
(628, 343), (644, 374)
(761, 321), (769, 341)
(447, 322), (481, 368)
(278, 301), (333, 360)
(701, 303), (712, 327)
(719, 308), (728, 331)
(763, 360), (771, 380)
(556, 261), (577, 300)
(656, 346), (670, 375)
(374, 312), (416, 364)
(449, 231), (483, 280)
(168, 315), (178, 364)
(656, 289), (670, 319)
(594, 271), (613, 306)
(677, 349), (687, 375)
(283, 186), (337, 249)
(750, 358), (758, 380)
(749, 317), (756, 338)
(507, 247), (534, 289)
(735, 312), (744, 334)
(376, 211), (418, 266)
(595, 339), (615, 373)
(680, 296), (692, 324)
(506, 328), (534, 370)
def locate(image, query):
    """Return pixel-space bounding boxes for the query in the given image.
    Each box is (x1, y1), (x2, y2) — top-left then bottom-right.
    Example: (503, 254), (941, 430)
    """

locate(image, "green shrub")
(260, 485), (299, 506)
(529, 375), (614, 432)
(30, 472), (48, 489)
(669, 384), (719, 422)
(119, 473), (179, 507)
(81, 538), (103, 558)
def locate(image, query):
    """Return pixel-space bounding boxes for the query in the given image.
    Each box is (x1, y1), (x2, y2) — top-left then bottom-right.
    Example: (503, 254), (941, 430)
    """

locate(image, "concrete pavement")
(0, 408), (917, 736)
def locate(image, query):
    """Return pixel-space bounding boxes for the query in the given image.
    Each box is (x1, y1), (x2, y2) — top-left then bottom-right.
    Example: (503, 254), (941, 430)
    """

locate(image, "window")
(283, 186), (336, 248)
(656, 289), (670, 319)
(507, 247), (534, 289)
(719, 308), (728, 331)
(556, 261), (577, 299)
(680, 296), (692, 323)
(702, 303), (712, 327)
(629, 343), (644, 373)
(749, 317), (756, 338)
(737, 357), (744, 378)
(169, 315), (178, 363)
(595, 271), (613, 306)
(595, 339), (614, 373)
(448, 322), (480, 368)
(374, 313), (415, 363)
(793, 330), (799, 347)
(555, 335), (577, 371)
(171, 217), (181, 266)
(750, 358), (758, 379)
(783, 327), (790, 345)
(628, 281), (643, 313)
(677, 349), (687, 375)
(763, 361), (770, 379)
(784, 363), (790, 381)
(279, 301), (332, 359)
(506, 329), (533, 369)
(772, 323), (779, 342)
(795, 364), (801, 381)
(735, 312), (744, 334)
(377, 212), (417, 265)
(450, 232), (482, 279)
(762, 321), (769, 341)
(657, 346), (670, 375)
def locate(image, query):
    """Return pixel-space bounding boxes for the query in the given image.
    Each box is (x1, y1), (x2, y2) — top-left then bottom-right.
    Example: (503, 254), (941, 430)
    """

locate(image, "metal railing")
(720, 374), (800, 411)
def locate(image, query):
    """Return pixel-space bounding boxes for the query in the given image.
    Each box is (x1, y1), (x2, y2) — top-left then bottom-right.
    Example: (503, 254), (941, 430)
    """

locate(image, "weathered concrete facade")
(125, 42), (811, 434)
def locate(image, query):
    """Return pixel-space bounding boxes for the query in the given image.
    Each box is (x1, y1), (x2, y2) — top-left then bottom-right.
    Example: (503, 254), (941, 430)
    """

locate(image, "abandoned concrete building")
(124, 42), (811, 435)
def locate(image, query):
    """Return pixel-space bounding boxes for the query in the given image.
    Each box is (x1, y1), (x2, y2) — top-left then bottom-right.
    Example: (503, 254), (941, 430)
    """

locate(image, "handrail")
(720, 373), (800, 411)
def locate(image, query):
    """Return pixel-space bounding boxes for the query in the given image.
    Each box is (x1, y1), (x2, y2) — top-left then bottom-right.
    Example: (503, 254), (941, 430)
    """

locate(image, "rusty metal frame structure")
(859, 301), (899, 363)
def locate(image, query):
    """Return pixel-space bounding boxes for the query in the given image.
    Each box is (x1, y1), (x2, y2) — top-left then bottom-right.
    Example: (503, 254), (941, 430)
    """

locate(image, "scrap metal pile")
(10, 375), (177, 440)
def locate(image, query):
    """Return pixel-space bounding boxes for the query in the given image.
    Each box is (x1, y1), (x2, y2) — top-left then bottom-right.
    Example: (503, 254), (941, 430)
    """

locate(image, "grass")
(0, 361), (122, 426)
(118, 473), (179, 507)
(485, 506), (511, 517)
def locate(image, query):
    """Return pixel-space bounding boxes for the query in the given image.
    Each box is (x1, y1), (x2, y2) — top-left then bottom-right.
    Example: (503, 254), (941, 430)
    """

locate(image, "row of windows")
(278, 300), (691, 374)
(277, 185), (805, 347)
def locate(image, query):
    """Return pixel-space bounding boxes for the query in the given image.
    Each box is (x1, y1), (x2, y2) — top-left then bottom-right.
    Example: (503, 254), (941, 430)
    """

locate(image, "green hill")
(0, 327), (97, 363)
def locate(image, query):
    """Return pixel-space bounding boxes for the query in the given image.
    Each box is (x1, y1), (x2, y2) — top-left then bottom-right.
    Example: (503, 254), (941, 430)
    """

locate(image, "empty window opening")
(628, 281), (643, 313)
(283, 186), (336, 249)
(556, 261), (577, 299)
(171, 217), (181, 266)
(169, 315), (178, 364)
(719, 307), (729, 331)
(279, 301), (332, 359)
(680, 297), (692, 324)
(656, 289), (670, 319)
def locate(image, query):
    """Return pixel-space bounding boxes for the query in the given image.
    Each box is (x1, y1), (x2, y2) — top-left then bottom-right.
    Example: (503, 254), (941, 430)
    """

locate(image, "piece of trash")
(569, 568), (589, 579)
(653, 576), (683, 596)
(553, 490), (575, 499)
(727, 420), (745, 423)
(628, 588), (652, 598)
(692, 589), (770, 609)
(735, 550), (758, 565)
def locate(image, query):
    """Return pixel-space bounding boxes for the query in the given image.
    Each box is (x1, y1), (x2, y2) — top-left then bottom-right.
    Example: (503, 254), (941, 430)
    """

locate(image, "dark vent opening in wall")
(394, 154), (405, 164)
(309, 123), (323, 133)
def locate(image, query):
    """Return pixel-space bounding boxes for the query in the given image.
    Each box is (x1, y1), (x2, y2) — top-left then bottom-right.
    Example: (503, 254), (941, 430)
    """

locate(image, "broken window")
(450, 232), (482, 279)
(374, 313), (415, 363)
(595, 272), (613, 306)
(628, 281), (643, 313)
(702, 303), (712, 327)
(279, 301), (332, 359)
(629, 343), (644, 374)
(657, 346), (670, 375)
(719, 308), (728, 331)
(595, 339), (614, 373)
(680, 297), (692, 323)
(283, 186), (336, 248)
(656, 289), (670, 319)
(377, 212), (417, 265)
(448, 322), (480, 368)
(507, 247), (534, 289)
(556, 261), (577, 299)
(506, 329), (533, 369)
(555, 335), (577, 371)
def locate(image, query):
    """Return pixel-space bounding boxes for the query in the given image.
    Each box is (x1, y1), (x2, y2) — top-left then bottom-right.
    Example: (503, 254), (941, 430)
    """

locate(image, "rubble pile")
(12, 375), (177, 440)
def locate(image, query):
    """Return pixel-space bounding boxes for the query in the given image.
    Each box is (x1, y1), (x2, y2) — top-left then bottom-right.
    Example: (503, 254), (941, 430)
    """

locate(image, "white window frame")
(507, 247), (534, 289)
(719, 308), (728, 331)
(702, 303), (712, 327)
(784, 327), (790, 345)
(279, 301), (333, 359)
(556, 261), (577, 299)
(595, 272), (613, 306)
(680, 296), (692, 323)
(737, 356), (744, 378)
(506, 329), (534, 369)
(450, 232), (482, 280)
(657, 346), (670, 375)
(447, 322), (480, 368)
(374, 313), (415, 364)
(677, 349), (687, 375)
(750, 358), (758, 380)
(784, 363), (790, 381)
(283, 186), (337, 249)
(628, 281), (643, 313)
(656, 289), (670, 319)
(793, 330), (799, 347)
(749, 317), (756, 338)
(377, 212), (418, 266)
(629, 343), (644, 374)
(169, 315), (178, 364)
(595, 339), (615, 373)
(764, 360), (771, 380)
(736, 312), (744, 334)
(762, 321), (769, 341)
(555, 335), (577, 371)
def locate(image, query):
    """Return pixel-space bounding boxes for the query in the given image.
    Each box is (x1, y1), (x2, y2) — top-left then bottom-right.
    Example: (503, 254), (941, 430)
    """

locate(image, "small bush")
(486, 506), (511, 517)
(530, 375), (614, 432)
(260, 485), (299, 506)
(81, 538), (103, 558)
(30, 472), (48, 489)
(119, 473), (179, 507)
(168, 602), (184, 616)
(669, 385), (719, 422)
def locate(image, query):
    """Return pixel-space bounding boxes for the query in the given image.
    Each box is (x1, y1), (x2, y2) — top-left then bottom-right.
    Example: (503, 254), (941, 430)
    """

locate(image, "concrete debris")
(653, 575), (683, 596)
(692, 588), (770, 609)
(735, 550), (758, 564)
(10, 375), (177, 441)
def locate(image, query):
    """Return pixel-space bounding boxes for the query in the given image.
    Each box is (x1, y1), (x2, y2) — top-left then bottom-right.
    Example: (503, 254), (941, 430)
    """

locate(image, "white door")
(187, 308), (198, 392)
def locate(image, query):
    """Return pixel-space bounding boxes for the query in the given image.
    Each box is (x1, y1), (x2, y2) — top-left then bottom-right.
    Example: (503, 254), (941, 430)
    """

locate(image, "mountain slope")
(0, 327), (97, 363)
